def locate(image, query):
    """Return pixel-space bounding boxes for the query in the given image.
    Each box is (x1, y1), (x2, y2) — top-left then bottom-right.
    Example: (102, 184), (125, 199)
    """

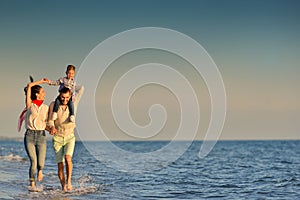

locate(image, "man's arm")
(47, 102), (57, 135)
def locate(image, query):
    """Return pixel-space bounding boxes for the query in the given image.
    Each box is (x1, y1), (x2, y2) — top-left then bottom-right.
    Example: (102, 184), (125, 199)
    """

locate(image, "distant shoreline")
(0, 136), (299, 142)
(0, 136), (24, 142)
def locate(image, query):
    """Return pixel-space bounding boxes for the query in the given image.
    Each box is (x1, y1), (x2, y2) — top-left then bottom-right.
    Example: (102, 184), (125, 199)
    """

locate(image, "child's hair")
(66, 65), (76, 72)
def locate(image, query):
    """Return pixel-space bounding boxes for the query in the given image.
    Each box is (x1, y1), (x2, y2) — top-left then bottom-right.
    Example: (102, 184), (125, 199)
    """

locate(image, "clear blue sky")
(0, 0), (299, 140)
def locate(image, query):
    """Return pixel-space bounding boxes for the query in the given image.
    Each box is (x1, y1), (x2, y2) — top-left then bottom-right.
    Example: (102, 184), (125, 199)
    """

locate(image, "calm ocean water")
(0, 139), (300, 199)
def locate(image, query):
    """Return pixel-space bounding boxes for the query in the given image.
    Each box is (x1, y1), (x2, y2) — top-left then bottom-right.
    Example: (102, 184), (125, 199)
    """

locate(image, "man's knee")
(65, 155), (72, 163)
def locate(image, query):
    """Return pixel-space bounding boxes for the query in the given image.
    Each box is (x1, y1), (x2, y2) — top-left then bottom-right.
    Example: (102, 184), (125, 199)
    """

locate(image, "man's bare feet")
(67, 184), (73, 191)
(62, 183), (67, 191)
(37, 170), (43, 182)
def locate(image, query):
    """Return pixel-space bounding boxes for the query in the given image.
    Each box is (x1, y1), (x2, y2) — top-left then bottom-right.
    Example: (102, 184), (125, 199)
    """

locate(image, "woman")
(24, 78), (50, 189)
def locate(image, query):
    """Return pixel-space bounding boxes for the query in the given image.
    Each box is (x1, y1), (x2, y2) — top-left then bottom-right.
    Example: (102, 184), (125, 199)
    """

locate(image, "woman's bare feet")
(37, 170), (43, 182)
(28, 181), (37, 192)
(30, 181), (35, 187)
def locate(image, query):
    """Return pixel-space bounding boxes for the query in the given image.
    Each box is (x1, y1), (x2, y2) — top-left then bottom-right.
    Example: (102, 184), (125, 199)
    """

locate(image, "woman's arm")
(47, 102), (57, 135)
(26, 78), (49, 109)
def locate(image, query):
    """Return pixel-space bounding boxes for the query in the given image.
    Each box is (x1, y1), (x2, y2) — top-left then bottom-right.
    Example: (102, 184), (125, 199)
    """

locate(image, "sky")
(0, 0), (299, 141)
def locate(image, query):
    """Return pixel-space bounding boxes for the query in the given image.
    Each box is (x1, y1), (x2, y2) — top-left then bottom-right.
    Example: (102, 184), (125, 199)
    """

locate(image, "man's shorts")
(52, 134), (75, 163)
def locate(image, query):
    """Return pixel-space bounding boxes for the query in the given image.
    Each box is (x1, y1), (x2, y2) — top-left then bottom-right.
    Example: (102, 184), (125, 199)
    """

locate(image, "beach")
(1, 139), (300, 199)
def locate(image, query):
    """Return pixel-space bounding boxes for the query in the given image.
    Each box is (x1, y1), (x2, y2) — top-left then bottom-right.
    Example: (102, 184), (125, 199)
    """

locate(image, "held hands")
(27, 78), (50, 88)
(42, 78), (50, 84)
(50, 126), (57, 135)
(31, 78), (50, 85)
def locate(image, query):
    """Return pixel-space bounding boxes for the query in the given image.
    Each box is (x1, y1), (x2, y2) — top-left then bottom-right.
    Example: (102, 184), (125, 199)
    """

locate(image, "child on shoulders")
(48, 65), (83, 122)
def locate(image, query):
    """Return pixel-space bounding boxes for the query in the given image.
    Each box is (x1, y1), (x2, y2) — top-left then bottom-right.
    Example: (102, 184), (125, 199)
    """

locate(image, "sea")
(0, 139), (300, 199)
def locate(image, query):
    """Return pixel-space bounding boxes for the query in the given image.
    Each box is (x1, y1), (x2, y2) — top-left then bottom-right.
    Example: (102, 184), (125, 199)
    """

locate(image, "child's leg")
(68, 98), (75, 117)
(74, 85), (84, 104)
(53, 96), (61, 113)
(68, 97), (75, 122)
(52, 96), (61, 120)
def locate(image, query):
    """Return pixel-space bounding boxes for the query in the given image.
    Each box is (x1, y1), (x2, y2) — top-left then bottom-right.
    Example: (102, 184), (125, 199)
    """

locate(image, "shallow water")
(1, 140), (300, 199)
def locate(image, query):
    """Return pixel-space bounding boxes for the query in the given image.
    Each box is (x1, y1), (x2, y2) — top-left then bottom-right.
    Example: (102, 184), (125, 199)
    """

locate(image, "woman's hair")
(23, 75), (34, 95)
(66, 65), (76, 72)
(30, 85), (42, 100)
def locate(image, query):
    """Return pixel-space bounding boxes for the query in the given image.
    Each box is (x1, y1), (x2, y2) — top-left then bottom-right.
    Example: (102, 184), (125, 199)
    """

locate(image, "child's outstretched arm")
(48, 77), (63, 86)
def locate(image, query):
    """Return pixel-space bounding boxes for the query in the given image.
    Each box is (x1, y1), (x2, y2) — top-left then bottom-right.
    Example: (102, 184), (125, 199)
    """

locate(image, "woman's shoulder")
(41, 103), (49, 109)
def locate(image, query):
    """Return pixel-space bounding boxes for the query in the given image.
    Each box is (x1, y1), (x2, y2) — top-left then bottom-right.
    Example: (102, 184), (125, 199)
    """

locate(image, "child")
(49, 65), (82, 122)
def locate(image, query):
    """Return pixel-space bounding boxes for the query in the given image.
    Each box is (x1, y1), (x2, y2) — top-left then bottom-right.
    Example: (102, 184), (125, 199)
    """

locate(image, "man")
(48, 86), (83, 191)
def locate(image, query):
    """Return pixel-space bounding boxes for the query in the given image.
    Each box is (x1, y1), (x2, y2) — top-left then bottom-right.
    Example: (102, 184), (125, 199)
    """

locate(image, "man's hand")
(50, 126), (57, 135)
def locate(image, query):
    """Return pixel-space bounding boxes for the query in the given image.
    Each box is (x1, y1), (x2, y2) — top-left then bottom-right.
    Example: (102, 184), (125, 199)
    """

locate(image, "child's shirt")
(49, 77), (76, 99)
